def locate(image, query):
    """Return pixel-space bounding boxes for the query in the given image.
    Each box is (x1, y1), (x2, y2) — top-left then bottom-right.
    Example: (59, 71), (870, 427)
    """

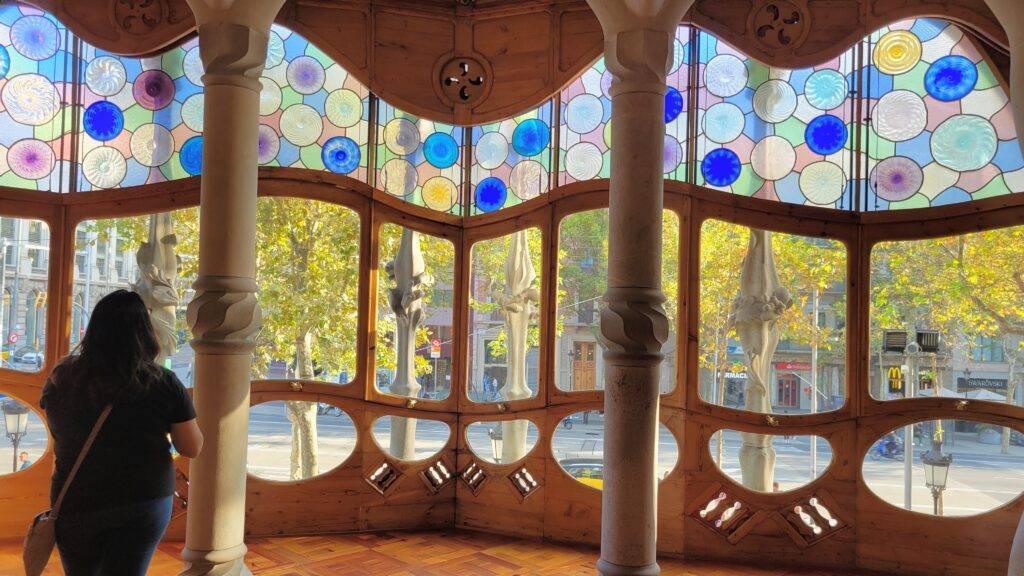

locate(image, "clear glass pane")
(72, 209), (197, 384)
(870, 226), (1023, 404)
(1, 216), (49, 373)
(254, 197), (360, 384)
(467, 228), (543, 403)
(246, 400), (357, 481)
(0, 395), (47, 474)
(554, 209), (678, 393)
(465, 419), (539, 464)
(371, 416), (450, 461)
(551, 411), (678, 489)
(863, 420), (1024, 516)
(699, 220), (847, 414)
(375, 224), (455, 401)
(710, 429), (832, 492)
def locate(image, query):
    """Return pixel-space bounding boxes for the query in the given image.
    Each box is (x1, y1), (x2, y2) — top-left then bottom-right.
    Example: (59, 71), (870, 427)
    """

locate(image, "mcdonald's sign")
(887, 366), (904, 394)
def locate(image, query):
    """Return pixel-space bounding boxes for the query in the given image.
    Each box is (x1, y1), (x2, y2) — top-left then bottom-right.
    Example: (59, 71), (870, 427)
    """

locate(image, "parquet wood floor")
(0, 530), (870, 575)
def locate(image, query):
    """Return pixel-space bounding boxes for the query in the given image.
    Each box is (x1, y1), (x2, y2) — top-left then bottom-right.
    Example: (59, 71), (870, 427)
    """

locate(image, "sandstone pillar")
(387, 228), (430, 459)
(500, 229), (538, 463)
(180, 2), (284, 574)
(584, 1), (694, 574)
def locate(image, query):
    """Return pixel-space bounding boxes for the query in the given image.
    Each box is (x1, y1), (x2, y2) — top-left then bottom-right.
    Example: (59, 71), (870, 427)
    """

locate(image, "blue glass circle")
(805, 114), (847, 155)
(925, 55), (978, 102)
(82, 101), (124, 142)
(0, 46), (9, 78)
(322, 136), (361, 174)
(180, 136), (203, 176)
(423, 132), (459, 169)
(664, 87), (684, 123)
(475, 177), (508, 213)
(701, 148), (742, 187)
(511, 119), (549, 157)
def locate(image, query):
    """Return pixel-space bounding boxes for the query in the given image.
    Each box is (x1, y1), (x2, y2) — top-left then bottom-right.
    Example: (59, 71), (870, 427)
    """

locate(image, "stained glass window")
(2, 2), (1021, 214)
(376, 102), (462, 214)
(77, 39), (200, 189)
(0, 5), (74, 191)
(471, 102), (553, 214)
(558, 26), (692, 186)
(258, 26), (370, 181)
(863, 18), (1024, 209)
(694, 32), (857, 207)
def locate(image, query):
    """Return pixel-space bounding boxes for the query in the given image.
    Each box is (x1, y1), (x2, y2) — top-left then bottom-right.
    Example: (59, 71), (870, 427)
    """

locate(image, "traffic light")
(33, 291), (46, 308)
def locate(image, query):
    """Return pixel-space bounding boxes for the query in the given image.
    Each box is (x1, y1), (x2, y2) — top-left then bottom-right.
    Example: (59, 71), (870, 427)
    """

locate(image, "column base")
(179, 545), (251, 576)
(597, 558), (660, 576)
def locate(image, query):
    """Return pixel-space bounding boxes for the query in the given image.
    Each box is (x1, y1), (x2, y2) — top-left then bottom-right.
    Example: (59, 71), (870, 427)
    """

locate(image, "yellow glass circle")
(421, 176), (458, 211)
(873, 30), (922, 75)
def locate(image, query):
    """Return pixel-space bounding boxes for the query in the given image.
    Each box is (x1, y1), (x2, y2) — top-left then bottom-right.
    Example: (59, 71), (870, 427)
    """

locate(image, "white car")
(19, 352), (43, 366)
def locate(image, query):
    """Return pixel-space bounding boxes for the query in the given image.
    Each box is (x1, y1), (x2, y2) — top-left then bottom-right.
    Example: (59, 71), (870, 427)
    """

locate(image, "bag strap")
(51, 405), (113, 519)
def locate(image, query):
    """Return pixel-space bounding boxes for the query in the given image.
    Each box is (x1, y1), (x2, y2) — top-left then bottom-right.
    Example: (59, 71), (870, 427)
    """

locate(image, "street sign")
(7, 333), (18, 344)
(430, 339), (441, 359)
(887, 366), (904, 394)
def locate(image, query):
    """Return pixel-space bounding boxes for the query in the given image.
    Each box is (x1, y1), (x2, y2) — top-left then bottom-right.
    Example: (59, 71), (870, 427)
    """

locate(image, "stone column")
(585, 1), (693, 574)
(387, 228), (430, 460)
(733, 229), (791, 492)
(180, 2), (283, 574)
(134, 213), (180, 364)
(982, 2), (1024, 153)
(499, 229), (538, 463)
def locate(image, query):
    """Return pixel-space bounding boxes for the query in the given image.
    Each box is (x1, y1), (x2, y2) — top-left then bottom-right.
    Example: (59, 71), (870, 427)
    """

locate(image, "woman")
(41, 290), (203, 576)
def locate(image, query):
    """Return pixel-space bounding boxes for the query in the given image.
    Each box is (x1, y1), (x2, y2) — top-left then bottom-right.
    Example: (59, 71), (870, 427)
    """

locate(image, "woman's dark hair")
(48, 290), (162, 407)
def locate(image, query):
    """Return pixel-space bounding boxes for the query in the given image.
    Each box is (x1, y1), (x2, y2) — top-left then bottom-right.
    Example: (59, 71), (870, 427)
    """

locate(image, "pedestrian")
(18, 451), (31, 470)
(40, 290), (203, 576)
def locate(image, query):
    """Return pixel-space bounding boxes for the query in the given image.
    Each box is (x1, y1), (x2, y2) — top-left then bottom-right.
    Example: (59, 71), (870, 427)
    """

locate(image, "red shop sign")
(774, 361), (812, 371)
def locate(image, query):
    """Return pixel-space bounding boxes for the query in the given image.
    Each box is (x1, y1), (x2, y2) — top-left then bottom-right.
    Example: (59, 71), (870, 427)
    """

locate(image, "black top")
(40, 366), (195, 514)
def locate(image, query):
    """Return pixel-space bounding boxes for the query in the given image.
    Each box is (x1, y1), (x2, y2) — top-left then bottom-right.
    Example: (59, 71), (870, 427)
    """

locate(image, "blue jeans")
(56, 496), (173, 576)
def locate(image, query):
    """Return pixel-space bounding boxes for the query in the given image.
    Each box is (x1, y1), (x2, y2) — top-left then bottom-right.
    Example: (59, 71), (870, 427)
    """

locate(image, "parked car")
(559, 458), (604, 489)
(19, 351), (43, 367)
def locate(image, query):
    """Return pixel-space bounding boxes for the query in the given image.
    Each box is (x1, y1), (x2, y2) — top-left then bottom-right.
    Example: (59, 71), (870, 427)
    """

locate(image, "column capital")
(586, 0), (695, 94)
(186, 276), (261, 354)
(186, 0), (286, 89)
(600, 287), (670, 362)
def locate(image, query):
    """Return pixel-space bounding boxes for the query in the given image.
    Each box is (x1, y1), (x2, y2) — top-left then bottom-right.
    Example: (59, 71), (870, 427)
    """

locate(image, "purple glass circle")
(257, 124), (281, 165)
(286, 55), (326, 95)
(871, 156), (923, 202)
(132, 69), (175, 111)
(8, 139), (55, 180)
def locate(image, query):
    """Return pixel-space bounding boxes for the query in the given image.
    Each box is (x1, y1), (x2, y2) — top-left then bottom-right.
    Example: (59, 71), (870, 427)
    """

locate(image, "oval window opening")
(247, 400), (357, 481)
(371, 416), (450, 461)
(0, 395), (47, 474)
(466, 419), (539, 464)
(709, 429), (832, 492)
(551, 411), (678, 489)
(863, 419), (1024, 516)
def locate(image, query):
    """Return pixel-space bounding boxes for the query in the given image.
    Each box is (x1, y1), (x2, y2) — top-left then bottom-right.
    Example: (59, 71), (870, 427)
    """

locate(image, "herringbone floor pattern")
(2, 530), (865, 575)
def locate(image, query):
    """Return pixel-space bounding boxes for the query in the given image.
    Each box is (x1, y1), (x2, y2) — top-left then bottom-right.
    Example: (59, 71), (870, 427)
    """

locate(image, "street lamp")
(921, 427), (953, 515)
(488, 424), (503, 464)
(2, 399), (30, 473)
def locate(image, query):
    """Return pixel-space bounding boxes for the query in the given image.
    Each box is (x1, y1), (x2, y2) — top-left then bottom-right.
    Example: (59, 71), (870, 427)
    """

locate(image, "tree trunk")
(287, 331), (318, 480)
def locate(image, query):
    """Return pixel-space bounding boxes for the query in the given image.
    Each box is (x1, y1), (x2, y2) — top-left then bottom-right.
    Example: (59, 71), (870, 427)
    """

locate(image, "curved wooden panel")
(22, 0), (195, 56)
